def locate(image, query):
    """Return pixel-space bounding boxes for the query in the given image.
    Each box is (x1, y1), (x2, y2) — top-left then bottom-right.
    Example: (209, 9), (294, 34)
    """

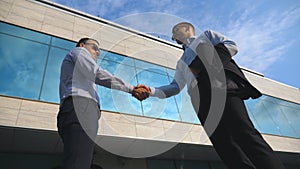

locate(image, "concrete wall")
(1, 95), (300, 155)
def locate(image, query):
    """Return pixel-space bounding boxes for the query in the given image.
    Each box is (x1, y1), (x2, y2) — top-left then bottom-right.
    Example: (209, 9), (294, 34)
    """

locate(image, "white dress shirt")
(150, 30), (238, 98)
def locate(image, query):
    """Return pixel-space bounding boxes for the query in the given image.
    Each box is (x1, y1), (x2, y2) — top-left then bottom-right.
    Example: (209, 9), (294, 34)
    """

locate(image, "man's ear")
(79, 43), (84, 47)
(185, 25), (190, 32)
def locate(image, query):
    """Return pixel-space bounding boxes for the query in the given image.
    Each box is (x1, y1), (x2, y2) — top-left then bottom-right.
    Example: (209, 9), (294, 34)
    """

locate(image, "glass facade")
(0, 21), (300, 139)
(245, 95), (300, 138)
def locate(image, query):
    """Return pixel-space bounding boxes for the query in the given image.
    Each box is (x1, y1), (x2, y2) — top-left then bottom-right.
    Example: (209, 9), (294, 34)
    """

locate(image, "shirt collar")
(187, 36), (196, 44)
(182, 36), (196, 50)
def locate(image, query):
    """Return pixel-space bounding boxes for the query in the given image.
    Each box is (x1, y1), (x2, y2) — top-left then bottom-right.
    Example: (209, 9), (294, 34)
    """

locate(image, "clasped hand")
(132, 84), (151, 101)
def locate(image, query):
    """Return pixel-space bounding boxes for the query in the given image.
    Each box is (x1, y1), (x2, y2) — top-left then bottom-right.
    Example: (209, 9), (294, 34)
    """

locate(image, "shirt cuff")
(128, 85), (134, 94)
(149, 87), (156, 96)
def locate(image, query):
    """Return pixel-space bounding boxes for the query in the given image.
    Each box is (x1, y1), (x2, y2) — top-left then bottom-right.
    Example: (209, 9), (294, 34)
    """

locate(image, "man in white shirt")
(134, 22), (285, 169)
(58, 38), (149, 169)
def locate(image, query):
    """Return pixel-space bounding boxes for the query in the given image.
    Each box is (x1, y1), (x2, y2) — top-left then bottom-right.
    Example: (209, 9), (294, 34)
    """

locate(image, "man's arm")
(152, 59), (188, 99)
(74, 47), (134, 93)
(150, 79), (181, 99)
(95, 67), (134, 93)
(203, 30), (238, 56)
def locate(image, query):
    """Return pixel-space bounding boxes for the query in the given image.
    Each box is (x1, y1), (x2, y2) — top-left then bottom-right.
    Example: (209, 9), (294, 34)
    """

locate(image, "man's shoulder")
(70, 47), (88, 54)
(66, 47), (90, 59)
(201, 30), (220, 39)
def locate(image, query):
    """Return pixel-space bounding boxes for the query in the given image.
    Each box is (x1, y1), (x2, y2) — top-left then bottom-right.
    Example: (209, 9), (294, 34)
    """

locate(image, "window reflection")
(175, 87), (200, 124)
(0, 33), (48, 100)
(102, 51), (134, 66)
(0, 21), (300, 139)
(245, 96), (300, 138)
(0, 22), (50, 44)
(279, 106), (300, 137)
(135, 59), (168, 75)
(40, 47), (70, 103)
(136, 69), (181, 121)
(51, 37), (75, 51)
(244, 100), (262, 132)
(166, 68), (176, 78)
(98, 60), (142, 115)
(263, 100), (297, 137)
(245, 98), (281, 135)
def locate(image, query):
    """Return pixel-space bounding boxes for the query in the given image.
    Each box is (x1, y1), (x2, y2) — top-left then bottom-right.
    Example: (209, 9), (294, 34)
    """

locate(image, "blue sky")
(52, 0), (300, 89)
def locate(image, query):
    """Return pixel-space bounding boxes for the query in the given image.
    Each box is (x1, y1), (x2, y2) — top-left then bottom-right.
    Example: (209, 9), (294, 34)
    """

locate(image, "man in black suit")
(134, 22), (286, 169)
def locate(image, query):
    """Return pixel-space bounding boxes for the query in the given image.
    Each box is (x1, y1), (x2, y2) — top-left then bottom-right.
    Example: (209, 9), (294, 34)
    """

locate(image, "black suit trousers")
(189, 83), (286, 169)
(57, 96), (100, 169)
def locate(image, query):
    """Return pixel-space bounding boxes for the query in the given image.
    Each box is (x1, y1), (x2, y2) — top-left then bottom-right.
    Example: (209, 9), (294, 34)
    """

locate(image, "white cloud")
(52, 0), (300, 75)
(113, 12), (184, 36)
(96, 0), (128, 17)
(227, 7), (300, 72)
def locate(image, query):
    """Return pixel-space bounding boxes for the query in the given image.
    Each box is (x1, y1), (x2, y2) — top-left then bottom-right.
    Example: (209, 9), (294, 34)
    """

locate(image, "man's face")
(83, 40), (100, 60)
(172, 24), (189, 45)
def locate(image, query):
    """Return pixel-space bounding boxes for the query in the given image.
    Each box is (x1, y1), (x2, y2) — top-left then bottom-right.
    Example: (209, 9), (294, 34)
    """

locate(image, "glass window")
(97, 50), (105, 62)
(98, 60), (142, 115)
(175, 87), (200, 124)
(166, 68), (176, 78)
(0, 22), (50, 44)
(245, 95), (300, 138)
(135, 59), (168, 75)
(0, 33), (48, 100)
(40, 46), (69, 103)
(166, 67), (199, 124)
(51, 37), (75, 51)
(102, 51), (134, 66)
(137, 69), (181, 121)
(245, 98), (282, 135)
(1, 21), (300, 138)
(245, 99), (262, 132)
(279, 105), (300, 138)
(263, 100), (298, 138)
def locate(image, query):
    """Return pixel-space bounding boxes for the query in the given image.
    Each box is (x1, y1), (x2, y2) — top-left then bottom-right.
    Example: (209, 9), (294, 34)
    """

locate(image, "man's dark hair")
(76, 38), (99, 47)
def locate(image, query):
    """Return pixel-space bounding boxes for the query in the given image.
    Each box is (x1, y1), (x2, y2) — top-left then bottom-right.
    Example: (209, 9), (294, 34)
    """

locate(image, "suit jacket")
(190, 43), (262, 100)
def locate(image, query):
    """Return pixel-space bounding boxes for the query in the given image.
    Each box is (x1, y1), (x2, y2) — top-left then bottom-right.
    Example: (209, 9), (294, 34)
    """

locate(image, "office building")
(0, 0), (299, 168)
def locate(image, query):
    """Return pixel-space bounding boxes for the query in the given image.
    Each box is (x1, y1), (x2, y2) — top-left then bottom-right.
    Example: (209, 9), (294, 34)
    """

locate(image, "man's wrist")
(128, 85), (134, 94)
(149, 87), (156, 96)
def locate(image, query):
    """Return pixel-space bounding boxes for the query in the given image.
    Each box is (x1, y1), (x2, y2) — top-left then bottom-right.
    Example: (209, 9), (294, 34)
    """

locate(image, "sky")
(51, 0), (300, 89)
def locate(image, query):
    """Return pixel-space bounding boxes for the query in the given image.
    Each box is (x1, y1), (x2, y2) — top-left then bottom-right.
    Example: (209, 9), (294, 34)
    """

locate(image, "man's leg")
(60, 122), (95, 169)
(57, 97), (99, 169)
(190, 85), (255, 169)
(209, 118), (256, 169)
(225, 96), (286, 169)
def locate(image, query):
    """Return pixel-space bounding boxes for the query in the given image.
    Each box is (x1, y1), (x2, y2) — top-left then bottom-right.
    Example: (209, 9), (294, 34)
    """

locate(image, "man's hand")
(132, 84), (151, 101)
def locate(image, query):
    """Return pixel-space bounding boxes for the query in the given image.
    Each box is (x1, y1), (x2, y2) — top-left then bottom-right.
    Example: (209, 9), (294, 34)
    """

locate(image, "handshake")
(132, 84), (151, 101)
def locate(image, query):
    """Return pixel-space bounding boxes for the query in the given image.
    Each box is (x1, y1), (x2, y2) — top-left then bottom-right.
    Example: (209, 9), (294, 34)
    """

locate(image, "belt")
(61, 96), (100, 109)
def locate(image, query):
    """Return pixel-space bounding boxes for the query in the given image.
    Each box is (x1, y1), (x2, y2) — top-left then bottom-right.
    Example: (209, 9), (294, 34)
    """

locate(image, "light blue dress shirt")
(150, 30), (238, 98)
(59, 47), (134, 105)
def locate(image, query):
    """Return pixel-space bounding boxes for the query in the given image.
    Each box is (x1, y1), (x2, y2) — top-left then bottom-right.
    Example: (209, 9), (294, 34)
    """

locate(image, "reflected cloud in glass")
(40, 47), (70, 103)
(0, 34), (48, 99)
(137, 69), (181, 121)
(98, 59), (142, 115)
(135, 59), (168, 75)
(245, 98), (281, 135)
